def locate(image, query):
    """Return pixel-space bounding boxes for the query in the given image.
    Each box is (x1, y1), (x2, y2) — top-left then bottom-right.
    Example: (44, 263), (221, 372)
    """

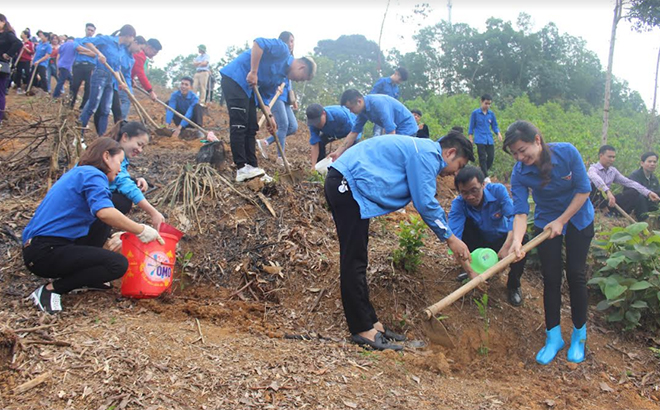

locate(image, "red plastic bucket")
(120, 223), (184, 299)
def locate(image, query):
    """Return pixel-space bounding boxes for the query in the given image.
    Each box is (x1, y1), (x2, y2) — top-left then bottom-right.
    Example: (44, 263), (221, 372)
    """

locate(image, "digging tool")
(9, 48), (25, 79)
(424, 229), (552, 321)
(118, 71), (157, 128)
(134, 85), (219, 141)
(613, 203), (637, 224)
(257, 82), (284, 128)
(25, 64), (38, 95)
(252, 85), (304, 184)
(422, 229), (551, 348)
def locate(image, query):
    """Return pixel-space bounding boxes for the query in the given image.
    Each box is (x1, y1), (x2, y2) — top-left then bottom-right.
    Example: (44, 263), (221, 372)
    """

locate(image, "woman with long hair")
(503, 120), (594, 365)
(13, 28), (34, 93)
(23, 137), (163, 314)
(0, 14), (22, 125)
(79, 24), (136, 136)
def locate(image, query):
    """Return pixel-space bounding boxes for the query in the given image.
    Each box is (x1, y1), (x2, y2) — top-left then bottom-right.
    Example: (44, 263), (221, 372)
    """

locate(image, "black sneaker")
(508, 287), (523, 307)
(71, 282), (112, 293)
(351, 332), (403, 351)
(30, 285), (62, 314)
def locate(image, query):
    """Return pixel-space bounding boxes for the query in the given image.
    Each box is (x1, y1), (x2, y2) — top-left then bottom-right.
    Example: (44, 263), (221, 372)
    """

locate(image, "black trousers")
(325, 168), (377, 335)
(70, 62), (95, 109)
(33, 65), (48, 92)
(476, 143), (495, 176)
(221, 75), (259, 169)
(589, 184), (644, 217)
(83, 193), (133, 248)
(172, 104), (204, 128)
(94, 89), (122, 131)
(23, 236), (128, 294)
(13, 61), (31, 88)
(462, 218), (527, 289)
(535, 221), (593, 330)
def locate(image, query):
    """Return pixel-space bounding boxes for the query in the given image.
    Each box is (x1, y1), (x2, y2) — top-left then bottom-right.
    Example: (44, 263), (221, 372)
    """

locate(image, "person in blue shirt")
(325, 131), (475, 351)
(304, 103), (360, 170)
(256, 32), (300, 167)
(369, 67), (408, 136)
(166, 76), (203, 139)
(503, 120), (594, 365)
(84, 120), (164, 247)
(31, 30), (52, 92)
(468, 94), (503, 179)
(22, 137), (163, 315)
(70, 23), (97, 110)
(330, 89), (418, 161)
(94, 36), (145, 128)
(52, 36), (77, 99)
(448, 166), (527, 306)
(79, 24), (136, 137)
(219, 36), (316, 182)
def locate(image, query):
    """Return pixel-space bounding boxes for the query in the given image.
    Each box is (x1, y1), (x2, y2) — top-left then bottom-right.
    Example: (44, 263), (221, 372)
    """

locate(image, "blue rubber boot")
(536, 325), (565, 365)
(567, 324), (587, 363)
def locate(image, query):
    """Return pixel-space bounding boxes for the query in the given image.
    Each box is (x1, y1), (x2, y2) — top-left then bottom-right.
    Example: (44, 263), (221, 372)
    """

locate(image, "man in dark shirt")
(625, 151), (660, 220)
(411, 109), (429, 138)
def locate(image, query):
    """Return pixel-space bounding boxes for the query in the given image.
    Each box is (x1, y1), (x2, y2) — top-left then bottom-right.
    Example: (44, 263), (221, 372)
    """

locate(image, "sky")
(4, 0), (659, 107)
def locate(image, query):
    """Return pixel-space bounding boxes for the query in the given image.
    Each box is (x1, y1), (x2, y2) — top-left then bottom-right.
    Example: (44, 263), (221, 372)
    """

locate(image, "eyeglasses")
(460, 187), (481, 198)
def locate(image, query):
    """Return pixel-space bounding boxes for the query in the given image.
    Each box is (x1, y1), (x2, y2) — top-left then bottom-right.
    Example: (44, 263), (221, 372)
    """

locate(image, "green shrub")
(392, 215), (427, 272)
(589, 222), (660, 330)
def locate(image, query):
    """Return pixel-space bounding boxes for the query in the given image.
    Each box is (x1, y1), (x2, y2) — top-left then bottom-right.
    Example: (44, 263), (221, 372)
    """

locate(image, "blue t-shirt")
(85, 35), (126, 72)
(73, 36), (97, 64)
(309, 105), (359, 145)
(352, 94), (417, 137)
(468, 108), (500, 145)
(166, 90), (200, 128)
(109, 158), (145, 205)
(330, 135), (452, 241)
(117, 50), (134, 91)
(22, 166), (114, 244)
(34, 42), (52, 67)
(510, 142), (594, 234)
(56, 41), (77, 71)
(370, 77), (399, 99)
(448, 183), (513, 240)
(220, 38), (293, 101)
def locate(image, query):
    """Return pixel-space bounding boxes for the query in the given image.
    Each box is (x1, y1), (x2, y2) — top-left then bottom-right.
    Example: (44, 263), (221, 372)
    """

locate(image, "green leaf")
(596, 300), (611, 311)
(587, 277), (606, 285)
(625, 309), (641, 325)
(608, 310), (624, 322)
(610, 232), (633, 244)
(605, 256), (626, 268)
(630, 300), (648, 309)
(657, 291), (660, 301)
(629, 281), (652, 291)
(604, 282), (627, 300)
(625, 222), (648, 237)
(633, 244), (657, 256)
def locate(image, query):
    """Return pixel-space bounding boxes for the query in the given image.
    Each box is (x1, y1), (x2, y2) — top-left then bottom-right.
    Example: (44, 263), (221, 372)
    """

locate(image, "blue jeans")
(52, 67), (72, 98)
(80, 69), (114, 135)
(118, 89), (130, 120)
(265, 100), (298, 157)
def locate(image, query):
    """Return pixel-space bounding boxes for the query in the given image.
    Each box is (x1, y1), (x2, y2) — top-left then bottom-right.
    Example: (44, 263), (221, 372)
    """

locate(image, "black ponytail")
(103, 120), (149, 142)
(111, 24), (136, 38)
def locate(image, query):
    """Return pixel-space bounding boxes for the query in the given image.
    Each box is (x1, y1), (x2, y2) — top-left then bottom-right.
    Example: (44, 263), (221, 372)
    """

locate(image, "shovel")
(25, 64), (39, 95)
(422, 229), (552, 347)
(252, 85), (304, 184)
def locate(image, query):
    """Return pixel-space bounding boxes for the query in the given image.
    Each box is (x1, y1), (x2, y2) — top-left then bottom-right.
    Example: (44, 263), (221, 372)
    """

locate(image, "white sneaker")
(236, 164), (266, 182)
(257, 139), (269, 159)
(276, 157), (284, 166)
(30, 285), (62, 314)
(260, 173), (274, 183)
(484, 177), (492, 184)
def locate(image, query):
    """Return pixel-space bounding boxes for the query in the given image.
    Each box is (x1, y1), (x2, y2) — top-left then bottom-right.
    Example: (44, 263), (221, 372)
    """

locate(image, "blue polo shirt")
(468, 108), (500, 145)
(309, 105), (359, 145)
(448, 183), (513, 240)
(56, 41), (77, 71)
(73, 36), (97, 64)
(109, 158), (145, 205)
(84, 35), (126, 72)
(22, 166), (115, 244)
(219, 38), (293, 101)
(370, 77), (399, 99)
(34, 42), (52, 67)
(117, 50), (134, 91)
(330, 135), (452, 241)
(510, 142), (594, 234)
(352, 94), (417, 137)
(166, 90), (199, 128)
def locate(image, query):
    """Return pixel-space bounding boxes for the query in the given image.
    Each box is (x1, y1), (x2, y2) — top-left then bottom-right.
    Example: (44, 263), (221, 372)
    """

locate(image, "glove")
(136, 224), (165, 245)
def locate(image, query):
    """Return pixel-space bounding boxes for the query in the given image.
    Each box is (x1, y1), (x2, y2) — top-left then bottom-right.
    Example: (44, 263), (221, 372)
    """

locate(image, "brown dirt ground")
(1, 89), (659, 410)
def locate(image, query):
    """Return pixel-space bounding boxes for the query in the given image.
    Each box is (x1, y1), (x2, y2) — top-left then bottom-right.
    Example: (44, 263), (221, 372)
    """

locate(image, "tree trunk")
(377, 0), (391, 73)
(645, 44), (660, 150)
(602, 0), (623, 145)
(652, 44), (660, 114)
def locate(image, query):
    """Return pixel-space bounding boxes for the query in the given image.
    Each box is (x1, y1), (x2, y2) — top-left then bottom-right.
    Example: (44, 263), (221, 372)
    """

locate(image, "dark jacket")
(0, 30), (22, 63)
(626, 167), (660, 195)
